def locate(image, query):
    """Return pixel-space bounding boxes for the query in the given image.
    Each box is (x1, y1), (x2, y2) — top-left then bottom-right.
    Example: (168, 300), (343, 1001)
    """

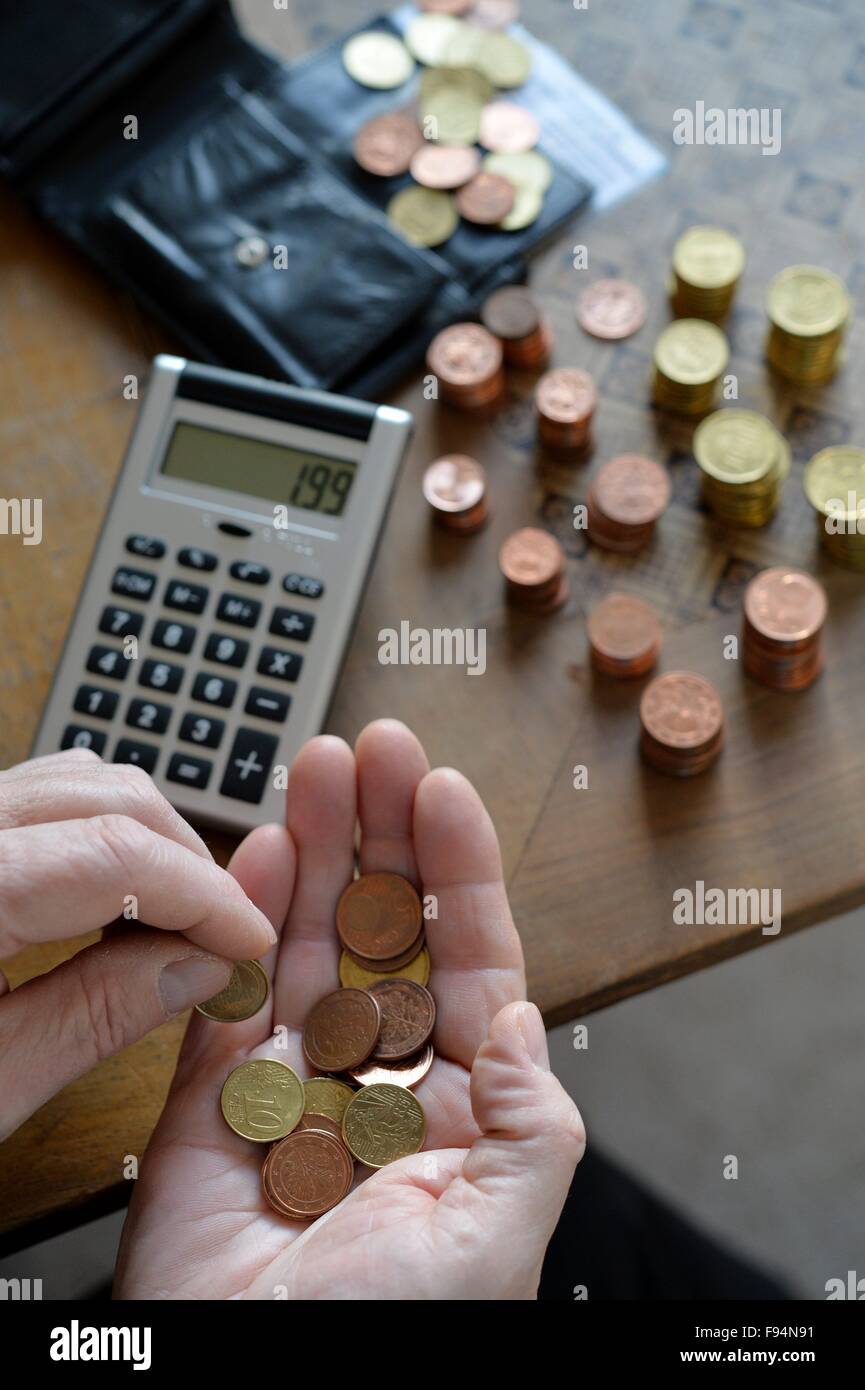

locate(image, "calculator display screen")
(161, 422), (357, 517)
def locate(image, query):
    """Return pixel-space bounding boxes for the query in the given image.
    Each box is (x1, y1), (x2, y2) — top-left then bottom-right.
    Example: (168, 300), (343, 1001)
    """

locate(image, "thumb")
(0, 929), (232, 1140)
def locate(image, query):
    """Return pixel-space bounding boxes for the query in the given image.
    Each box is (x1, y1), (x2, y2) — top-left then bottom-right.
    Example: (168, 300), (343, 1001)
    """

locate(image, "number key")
(140, 659), (183, 693)
(86, 645), (129, 681)
(73, 685), (119, 721)
(191, 673), (236, 708)
(126, 698), (171, 734)
(61, 725), (106, 755)
(152, 619), (196, 654)
(179, 713), (224, 748)
(203, 633), (248, 667)
(99, 606), (144, 639)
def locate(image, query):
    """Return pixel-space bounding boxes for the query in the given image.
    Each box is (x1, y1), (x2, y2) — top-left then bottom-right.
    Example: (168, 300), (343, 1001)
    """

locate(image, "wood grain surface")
(2, 0), (865, 1248)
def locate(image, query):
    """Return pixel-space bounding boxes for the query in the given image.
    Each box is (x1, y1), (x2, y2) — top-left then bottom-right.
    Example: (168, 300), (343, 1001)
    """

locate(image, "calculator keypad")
(204, 633), (248, 667)
(216, 593), (260, 627)
(140, 659), (183, 693)
(165, 580), (208, 614)
(74, 685), (119, 720)
(245, 687), (290, 723)
(127, 698), (171, 734)
(178, 547), (217, 572)
(167, 753), (212, 789)
(115, 739), (159, 773)
(230, 560), (270, 585)
(257, 647), (302, 682)
(179, 713), (225, 748)
(152, 619), (196, 654)
(192, 673), (236, 708)
(126, 535), (166, 559)
(112, 566), (157, 601)
(220, 729), (278, 804)
(87, 645), (129, 680)
(269, 607), (314, 642)
(99, 606), (144, 639)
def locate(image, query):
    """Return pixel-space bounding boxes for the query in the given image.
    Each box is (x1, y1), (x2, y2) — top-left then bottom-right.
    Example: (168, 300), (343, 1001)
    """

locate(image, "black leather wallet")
(0, 1), (592, 396)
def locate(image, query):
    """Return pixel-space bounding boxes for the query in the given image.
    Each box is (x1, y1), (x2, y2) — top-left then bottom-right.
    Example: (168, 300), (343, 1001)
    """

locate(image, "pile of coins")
(481, 284), (553, 367)
(694, 408), (791, 528)
(743, 567), (827, 692)
(804, 445), (865, 570)
(765, 265), (850, 385)
(586, 593), (662, 678)
(535, 367), (597, 453)
(422, 454), (489, 532)
(499, 526), (569, 611)
(669, 226), (745, 321)
(653, 318), (729, 415)
(426, 321), (506, 409)
(211, 873), (435, 1223)
(639, 671), (725, 777)
(586, 453), (671, 553)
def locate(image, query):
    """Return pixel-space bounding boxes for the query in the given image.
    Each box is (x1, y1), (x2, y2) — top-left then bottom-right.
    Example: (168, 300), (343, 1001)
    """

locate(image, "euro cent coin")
(387, 185), (457, 246)
(353, 112), (425, 176)
(342, 32), (414, 89)
(342, 1083), (426, 1167)
(220, 1059), (304, 1142)
(195, 958), (269, 1021)
(262, 1129), (354, 1219)
(369, 979), (437, 1060)
(336, 872), (423, 961)
(302, 988), (382, 1072)
(303, 1076), (356, 1125)
(339, 945), (431, 990)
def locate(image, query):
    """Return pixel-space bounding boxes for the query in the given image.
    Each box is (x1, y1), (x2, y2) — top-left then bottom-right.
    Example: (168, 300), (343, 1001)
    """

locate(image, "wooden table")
(2, 0), (865, 1252)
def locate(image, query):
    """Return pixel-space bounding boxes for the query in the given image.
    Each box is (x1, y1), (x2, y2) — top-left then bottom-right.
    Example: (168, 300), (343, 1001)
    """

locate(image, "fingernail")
(159, 955), (233, 1016)
(515, 1002), (550, 1068)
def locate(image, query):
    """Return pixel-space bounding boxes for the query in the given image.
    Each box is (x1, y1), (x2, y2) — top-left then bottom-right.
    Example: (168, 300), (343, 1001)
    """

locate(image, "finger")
(0, 818), (277, 959)
(271, 737), (356, 1035)
(0, 754), (212, 859)
(356, 719), (429, 883)
(435, 1001), (585, 1293)
(0, 928), (232, 1140)
(413, 768), (524, 1068)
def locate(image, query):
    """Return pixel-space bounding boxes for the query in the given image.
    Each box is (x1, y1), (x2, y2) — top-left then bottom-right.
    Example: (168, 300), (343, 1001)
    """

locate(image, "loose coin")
(369, 979), (437, 1060)
(339, 945), (431, 990)
(296, 1113), (345, 1141)
(577, 279), (647, 340)
(499, 183), (542, 230)
(195, 958), (269, 1022)
(410, 142), (481, 189)
(303, 1076), (356, 1125)
(337, 872), (423, 961)
(475, 30), (532, 87)
(405, 13), (463, 65)
(484, 149), (552, 192)
(220, 1058), (304, 1143)
(387, 185), (457, 247)
(349, 1043), (435, 1089)
(455, 171), (515, 223)
(420, 85), (485, 145)
(342, 1082), (426, 1167)
(353, 111), (425, 176)
(479, 100), (540, 152)
(262, 1129), (354, 1219)
(345, 933), (427, 974)
(302, 988), (382, 1072)
(342, 32), (414, 89)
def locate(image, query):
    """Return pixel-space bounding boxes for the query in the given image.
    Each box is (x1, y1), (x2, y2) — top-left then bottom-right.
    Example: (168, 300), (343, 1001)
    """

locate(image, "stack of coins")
(535, 368), (597, 453)
(670, 226), (745, 321)
(693, 408), (791, 528)
(639, 671), (725, 777)
(743, 567), (827, 692)
(576, 279), (647, 341)
(586, 593), (662, 678)
(499, 526), (569, 612)
(586, 453), (671, 553)
(481, 285), (553, 368)
(804, 445), (865, 570)
(653, 319), (729, 415)
(422, 455), (489, 533)
(426, 321), (506, 409)
(765, 265), (850, 385)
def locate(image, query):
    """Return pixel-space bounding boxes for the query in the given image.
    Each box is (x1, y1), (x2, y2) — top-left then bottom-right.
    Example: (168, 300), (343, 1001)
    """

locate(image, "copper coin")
(479, 101), (540, 153)
(420, 0), (473, 11)
(349, 1043), (435, 1089)
(587, 593), (662, 663)
(302, 988), (381, 1072)
(592, 454), (671, 527)
(577, 280), (647, 340)
(262, 1129), (353, 1220)
(640, 672), (724, 752)
(498, 527), (563, 589)
(345, 932), (427, 975)
(296, 1112), (345, 1141)
(743, 567), (827, 644)
(426, 322), (503, 386)
(481, 285), (540, 340)
(455, 172), (515, 224)
(336, 872), (423, 962)
(410, 142), (481, 190)
(353, 112), (424, 177)
(423, 455), (486, 514)
(472, 0), (520, 26)
(535, 368), (596, 424)
(368, 979), (437, 1061)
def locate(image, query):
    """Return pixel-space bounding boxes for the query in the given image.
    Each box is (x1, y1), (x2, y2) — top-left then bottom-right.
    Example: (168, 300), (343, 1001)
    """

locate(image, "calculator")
(32, 356), (413, 833)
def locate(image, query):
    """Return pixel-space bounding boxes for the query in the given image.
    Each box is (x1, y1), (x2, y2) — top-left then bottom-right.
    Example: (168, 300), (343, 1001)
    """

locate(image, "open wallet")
(0, 0), (592, 397)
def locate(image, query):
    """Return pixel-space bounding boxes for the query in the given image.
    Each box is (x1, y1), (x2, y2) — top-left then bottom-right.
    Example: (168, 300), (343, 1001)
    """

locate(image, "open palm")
(115, 720), (584, 1301)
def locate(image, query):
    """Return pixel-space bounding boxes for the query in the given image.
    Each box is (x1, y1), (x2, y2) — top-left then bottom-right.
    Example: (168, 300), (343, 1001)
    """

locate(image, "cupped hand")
(0, 749), (276, 1140)
(114, 720), (585, 1302)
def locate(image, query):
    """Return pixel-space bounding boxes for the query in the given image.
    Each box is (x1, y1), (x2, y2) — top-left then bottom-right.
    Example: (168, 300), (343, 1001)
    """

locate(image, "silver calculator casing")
(31, 356), (413, 833)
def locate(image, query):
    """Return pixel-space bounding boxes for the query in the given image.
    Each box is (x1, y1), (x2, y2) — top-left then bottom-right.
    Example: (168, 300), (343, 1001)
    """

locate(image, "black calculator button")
(112, 566), (157, 601)
(165, 579), (208, 614)
(61, 725), (106, 755)
(126, 698), (171, 734)
(114, 739), (159, 774)
(126, 535), (165, 559)
(167, 753), (212, 789)
(179, 713), (225, 748)
(283, 572), (324, 599)
(203, 633), (248, 667)
(229, 560), (270, 585)
(269, 607), (315, 642)
(73, 685), (119, 721)
(216, 593), (261, 627)
(178, 547), (218, 572)
(152, 618), (196, 654)
(87, 645), (129, 681)
(257, 646), (302, 682)
(192, 672), (236, 707)
(140, 659), (183, 693)
(245, 687), (291, 723)
(99, 606), (144, 639)
(220, 729), (278, 804)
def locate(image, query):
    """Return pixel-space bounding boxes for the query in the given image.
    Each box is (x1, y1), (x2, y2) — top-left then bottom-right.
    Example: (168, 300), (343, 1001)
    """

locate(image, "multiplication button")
(167, 753), (212, 790)
(219, 729), (278, 804)
(257, 647), (302, 682)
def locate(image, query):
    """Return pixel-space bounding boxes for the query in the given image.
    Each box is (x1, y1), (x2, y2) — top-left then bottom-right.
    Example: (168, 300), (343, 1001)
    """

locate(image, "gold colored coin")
(483, 150), (552, 192)
(421, 64), (493, 104)
(767, 265), (850, 338)
(804, 446), (865, 520)
(342, 1082), (426, 1168)
(672, 226), (744, 289)
(339, 945), (431, 990)
(303, 1076), (356, 1125)
(387, 185), (458, 246)
(420, 87), (484, 144)
(220, 1059), (304, 1143)
(498, 182), (542, 230)
(405, 13), (463, 65)
(693, 409), (780, 486)
(342, 32), (414, 89)
(654, 319), (729, 385)
(195, 958), (269, 1022)
(442, 25), (484, 68)
(475, 31), (531, 87)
